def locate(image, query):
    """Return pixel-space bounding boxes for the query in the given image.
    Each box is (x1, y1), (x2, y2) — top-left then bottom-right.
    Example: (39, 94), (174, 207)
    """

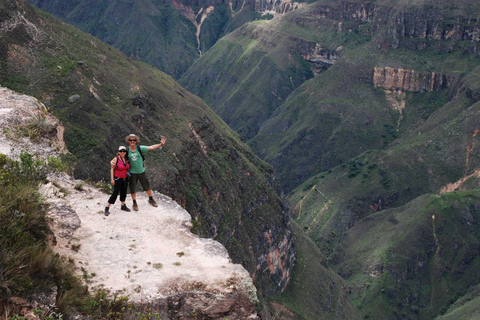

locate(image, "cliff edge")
(0, 86), (259, 319)
(41, 177), (259, 319)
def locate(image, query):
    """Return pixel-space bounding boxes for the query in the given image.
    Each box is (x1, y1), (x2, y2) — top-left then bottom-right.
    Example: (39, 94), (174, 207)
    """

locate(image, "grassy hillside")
(329, 190), (480, 319)
(28, 0), (275, 79)
(289, 64), (480, 251)
(286, 66), (480, 318)
(272, 222), (362, 320)
(180, 0), (480, 193)
(180, 21), (316, 141)
(435, 284), (480, 320)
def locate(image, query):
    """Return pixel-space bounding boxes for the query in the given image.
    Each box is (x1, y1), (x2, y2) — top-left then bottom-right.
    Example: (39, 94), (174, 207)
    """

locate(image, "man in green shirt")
(124, 133), (167, 211)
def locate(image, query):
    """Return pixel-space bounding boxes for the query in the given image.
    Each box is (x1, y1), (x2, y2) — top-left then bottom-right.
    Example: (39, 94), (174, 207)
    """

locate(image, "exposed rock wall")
(373, 66), (457, 92)
(173, 115), (296, 296)
(294, 1), (480, 53)
(255, 0), (305, 15)
(0, 86), (68, 157)
(375, 10), (480, 51)
(236, 23), (339, 70)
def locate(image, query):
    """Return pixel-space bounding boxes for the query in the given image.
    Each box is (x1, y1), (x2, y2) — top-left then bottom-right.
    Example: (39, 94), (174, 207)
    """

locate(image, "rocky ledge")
(40, 174), (259, 319)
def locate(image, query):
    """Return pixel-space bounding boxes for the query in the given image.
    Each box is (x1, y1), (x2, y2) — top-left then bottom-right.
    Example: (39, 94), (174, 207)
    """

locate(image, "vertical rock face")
(0, 86), (67, 157)
(254, 0), (305, 15)
(292, 1), (480, 53)
(374, 10), (480, 50)
(175, 0), (304, 15)
(309, 1), (373, 23)
(373, 66), (457, 92)
(255, 228), (294, 292)
(173, 116), (296, 296)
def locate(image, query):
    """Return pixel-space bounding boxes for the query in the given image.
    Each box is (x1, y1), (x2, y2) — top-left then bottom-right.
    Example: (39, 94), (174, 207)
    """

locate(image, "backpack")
(138, 146), (145, 162)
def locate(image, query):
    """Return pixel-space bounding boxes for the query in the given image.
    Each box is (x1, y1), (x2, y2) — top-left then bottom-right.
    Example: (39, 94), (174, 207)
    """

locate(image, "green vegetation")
(272, 222), (362, 319)
(436, 284), (480, 320)
(0, 153), (54, 297)
(328, 191), (480, 319)
(12, 0), (480, 318)
(29, 0), (264, 79)
(1, 1), (296, 311)
(0, 152), (131, 318)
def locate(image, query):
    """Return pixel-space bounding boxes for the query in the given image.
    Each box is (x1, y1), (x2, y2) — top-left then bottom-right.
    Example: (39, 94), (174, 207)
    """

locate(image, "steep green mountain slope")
(289, 64), (480, 252)
(0, 0), (295, 299)
(28, 0), (294, 79)
(272, 222), (362, 320)
(330, 190), (480, 319)
(180, 21), (317, 141)
(435, 284), (480, 320)
(180, 0), (480, 192)
(287, 66), (480, 318)
(1, 1), (361, 318)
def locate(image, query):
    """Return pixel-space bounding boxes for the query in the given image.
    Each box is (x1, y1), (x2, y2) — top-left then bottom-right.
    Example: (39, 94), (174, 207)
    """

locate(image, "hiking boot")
(104, 207), (110, 216)
(121, 204), (131, 212)
(133, 203), (138, 211)
(148, 198), (158, 207)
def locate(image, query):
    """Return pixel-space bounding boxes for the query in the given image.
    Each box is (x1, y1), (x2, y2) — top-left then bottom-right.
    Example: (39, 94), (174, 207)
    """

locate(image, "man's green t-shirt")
(127, 146), (148, 174)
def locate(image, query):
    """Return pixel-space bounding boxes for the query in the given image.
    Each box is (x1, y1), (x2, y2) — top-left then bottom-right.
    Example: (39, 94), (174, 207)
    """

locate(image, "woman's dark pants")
(108, 177), (128, 204)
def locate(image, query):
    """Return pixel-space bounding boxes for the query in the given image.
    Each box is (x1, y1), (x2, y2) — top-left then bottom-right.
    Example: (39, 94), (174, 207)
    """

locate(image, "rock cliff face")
(167, 115), (295, 296)
(373, 66), (457, 92)
(374, 9), (480, 51)
(235, 22), (339, 71)
(254, 0), (305, 15)
(288, 1), (480, 52)
(0, 86), (67, 158)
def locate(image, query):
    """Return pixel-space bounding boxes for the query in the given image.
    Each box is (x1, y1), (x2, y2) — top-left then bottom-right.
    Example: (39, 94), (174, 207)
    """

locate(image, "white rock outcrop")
(0, 86), (67, 157)
(41, 177), (259, 319)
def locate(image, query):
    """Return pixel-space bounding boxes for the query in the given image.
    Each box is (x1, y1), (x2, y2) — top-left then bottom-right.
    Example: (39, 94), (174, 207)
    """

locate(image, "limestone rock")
(0, 86), (68, 157)
(40, 174), (260, 319)
(373, 66), (457, 92)
(67, 94), (80, 103)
